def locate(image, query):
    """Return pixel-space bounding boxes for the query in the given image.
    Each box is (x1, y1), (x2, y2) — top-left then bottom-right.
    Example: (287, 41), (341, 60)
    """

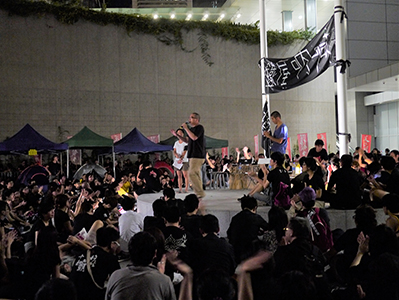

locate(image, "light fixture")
(153, 13), (158, 19)
(236, 13), (241, 18)
(202, 12), (209, 21)
(186, 13), (192, 20)
(170, 11), (176, 19)
(298, 15), (303, 19)
(220, 13), (225, 19)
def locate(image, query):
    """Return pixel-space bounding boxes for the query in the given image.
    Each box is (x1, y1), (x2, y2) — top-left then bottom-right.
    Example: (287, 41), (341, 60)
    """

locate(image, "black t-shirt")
(138, 167), (161, 192)
(70, 247), (120, 300)
(308, 148), (328, 162)
(180, 214), (202, 239)
(304, 173), (325, 200)
(48, 162), (61, 176)
(188, 125), (205, 159)
(162, 226), (192, 264)
(72, 213), (96, 236)
(227, 210), (268, 263)
(93, 204), (110, 222)
(54, 209), (72, 243)
(267, 166), (291, 199)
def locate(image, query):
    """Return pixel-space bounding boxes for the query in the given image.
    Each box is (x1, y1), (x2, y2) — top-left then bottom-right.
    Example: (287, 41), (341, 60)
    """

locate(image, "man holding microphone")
(171, 112), (206, 199)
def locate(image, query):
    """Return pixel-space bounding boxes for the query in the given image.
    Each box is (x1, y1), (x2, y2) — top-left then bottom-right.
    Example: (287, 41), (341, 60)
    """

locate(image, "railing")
(133, 0), (192, 8)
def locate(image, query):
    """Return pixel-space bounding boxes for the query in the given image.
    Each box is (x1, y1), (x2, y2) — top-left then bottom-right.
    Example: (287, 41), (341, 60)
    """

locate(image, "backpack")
(273, 181), (291, 209)
(306, 208), (333, 253)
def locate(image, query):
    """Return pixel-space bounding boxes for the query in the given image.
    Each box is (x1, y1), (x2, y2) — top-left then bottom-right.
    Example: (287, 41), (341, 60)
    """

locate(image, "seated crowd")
(0, 144), (399, 300)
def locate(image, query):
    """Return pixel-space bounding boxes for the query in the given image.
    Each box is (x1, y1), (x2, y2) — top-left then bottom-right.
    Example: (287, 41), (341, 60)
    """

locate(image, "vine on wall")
(0, 0), (314, 66)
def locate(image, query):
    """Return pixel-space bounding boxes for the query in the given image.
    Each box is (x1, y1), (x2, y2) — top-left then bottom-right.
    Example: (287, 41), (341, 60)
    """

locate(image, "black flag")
(260, 16), (335, 94)
(261, 101), (271, 157)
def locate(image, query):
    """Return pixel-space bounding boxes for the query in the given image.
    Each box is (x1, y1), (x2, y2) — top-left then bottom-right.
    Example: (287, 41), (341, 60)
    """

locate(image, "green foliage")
(0, 0), (315, 66)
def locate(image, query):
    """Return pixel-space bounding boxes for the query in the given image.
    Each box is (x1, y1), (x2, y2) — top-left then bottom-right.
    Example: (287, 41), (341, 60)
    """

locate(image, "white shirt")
(118, 210), (144, 253)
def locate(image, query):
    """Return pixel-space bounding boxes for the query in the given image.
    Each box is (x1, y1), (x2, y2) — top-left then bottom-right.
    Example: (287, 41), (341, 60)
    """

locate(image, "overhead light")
(186, 13), (192, 20)
(298, 15), (303, 19)
(153, 13), (158, 19)
(202, 12), (209, 21)
(220, 13), (225, 19)
(170, 12), (176, 19)
(236, 13), (241, 18)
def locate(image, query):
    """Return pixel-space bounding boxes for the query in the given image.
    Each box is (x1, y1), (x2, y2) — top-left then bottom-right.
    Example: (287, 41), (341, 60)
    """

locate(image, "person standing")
(172, 112), (206, 199)
(172, 128), (189, 193)
(263, 111), (288, 155)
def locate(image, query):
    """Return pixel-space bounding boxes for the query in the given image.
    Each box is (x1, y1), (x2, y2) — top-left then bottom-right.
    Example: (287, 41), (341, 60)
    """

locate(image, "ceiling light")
(153, 14), (158, 19)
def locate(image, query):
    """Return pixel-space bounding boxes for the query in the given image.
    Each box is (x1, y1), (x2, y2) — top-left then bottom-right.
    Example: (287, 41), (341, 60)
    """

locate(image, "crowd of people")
(1, 108), (399, 299)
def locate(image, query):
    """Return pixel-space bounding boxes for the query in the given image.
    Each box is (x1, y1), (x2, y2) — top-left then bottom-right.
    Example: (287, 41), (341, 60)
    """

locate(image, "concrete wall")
(347, 0), (399, 78)
(0, 10), (337, 155)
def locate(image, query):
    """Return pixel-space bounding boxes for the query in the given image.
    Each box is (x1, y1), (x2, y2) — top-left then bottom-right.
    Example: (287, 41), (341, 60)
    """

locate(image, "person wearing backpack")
(294, 187), (333, 253)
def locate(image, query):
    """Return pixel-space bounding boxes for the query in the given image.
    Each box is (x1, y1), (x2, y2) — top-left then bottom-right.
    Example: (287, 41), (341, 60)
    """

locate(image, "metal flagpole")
(334, 0), (349, 155)
(259, 0), (270, 158)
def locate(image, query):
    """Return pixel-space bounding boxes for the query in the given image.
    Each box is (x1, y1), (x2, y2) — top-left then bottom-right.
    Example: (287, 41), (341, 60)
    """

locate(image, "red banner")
(111, 133), (122, 143)
(222, 147), (228, 158)
(297, 133), (309, 157)
(317, 132), (327, 150)
(361, 134), (372, 153)
(254, 135), (259, 156)
(147, 134), (160, 143)
(286, 137), (292, 159)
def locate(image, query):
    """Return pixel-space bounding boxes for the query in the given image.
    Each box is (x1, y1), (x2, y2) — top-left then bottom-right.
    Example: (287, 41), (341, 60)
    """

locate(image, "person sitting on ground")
(144, 199), (167, 231)
(292, 187), (333, 253)
(264, 152), (292, 207)
(163, 187), (185, 215)
(245, 163), (270, 204)
(227, 196), (268, 263)
(291, 156), (307, 194)
(370, 156), (399, 200)
(180, 194), (203, 239)
(191, 214), (236, 277)
(302, 157), (325, 204)
(136, 161), (162, 195)
(327, 154), (363, 209)
(93, 195), (119, 226)
(54, 194), (73, 244)
(162, 206), (192, 266)
(106, 231), (176, 300)
(326, 204), (377, 284)
(382, 193), (399, 236)
(260, 205), (288, 253)
(118, 196), (144, 255)
(70, 227), (120, 300)
(308, 139), (328, 163)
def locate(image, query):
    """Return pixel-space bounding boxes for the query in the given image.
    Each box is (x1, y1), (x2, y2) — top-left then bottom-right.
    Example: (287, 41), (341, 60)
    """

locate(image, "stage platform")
(136, 189), (386, 238)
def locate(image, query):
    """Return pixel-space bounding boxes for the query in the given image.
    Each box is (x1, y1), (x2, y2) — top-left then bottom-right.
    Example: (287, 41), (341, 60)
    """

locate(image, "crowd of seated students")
(1, 144), (399, 300)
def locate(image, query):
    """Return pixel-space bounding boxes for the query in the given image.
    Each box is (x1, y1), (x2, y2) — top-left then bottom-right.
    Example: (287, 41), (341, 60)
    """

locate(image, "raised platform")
(136, 189), (386, 238)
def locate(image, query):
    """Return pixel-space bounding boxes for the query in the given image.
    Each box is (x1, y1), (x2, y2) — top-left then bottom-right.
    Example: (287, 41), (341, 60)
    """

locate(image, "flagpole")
(259, 0), (270, 158)
(334, 0), (349, 155)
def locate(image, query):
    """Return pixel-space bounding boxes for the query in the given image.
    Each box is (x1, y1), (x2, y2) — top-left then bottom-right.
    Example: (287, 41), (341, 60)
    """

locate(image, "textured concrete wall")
(0, 10), (336, 154)
(347, 0), (399, 78)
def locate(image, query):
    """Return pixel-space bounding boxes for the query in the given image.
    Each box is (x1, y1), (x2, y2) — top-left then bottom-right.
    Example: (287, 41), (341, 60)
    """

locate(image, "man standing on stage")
(263, 111), (288, 155)
(172, 112), (206, 199)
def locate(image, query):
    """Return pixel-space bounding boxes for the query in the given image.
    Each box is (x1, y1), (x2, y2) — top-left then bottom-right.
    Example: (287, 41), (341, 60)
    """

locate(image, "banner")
(222, 147), (229, 158)
(261, 101), (271, 157)
(147, 134), (160, 143)
(260, 16), (335, 93)
(254, 135), (259, 156)
(297, 133), (309, 157)
(317, 132), (327, 150)
(111, 133), (122, 143)
(286, 137), (291, 159)
(361, 134), (372, 153)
